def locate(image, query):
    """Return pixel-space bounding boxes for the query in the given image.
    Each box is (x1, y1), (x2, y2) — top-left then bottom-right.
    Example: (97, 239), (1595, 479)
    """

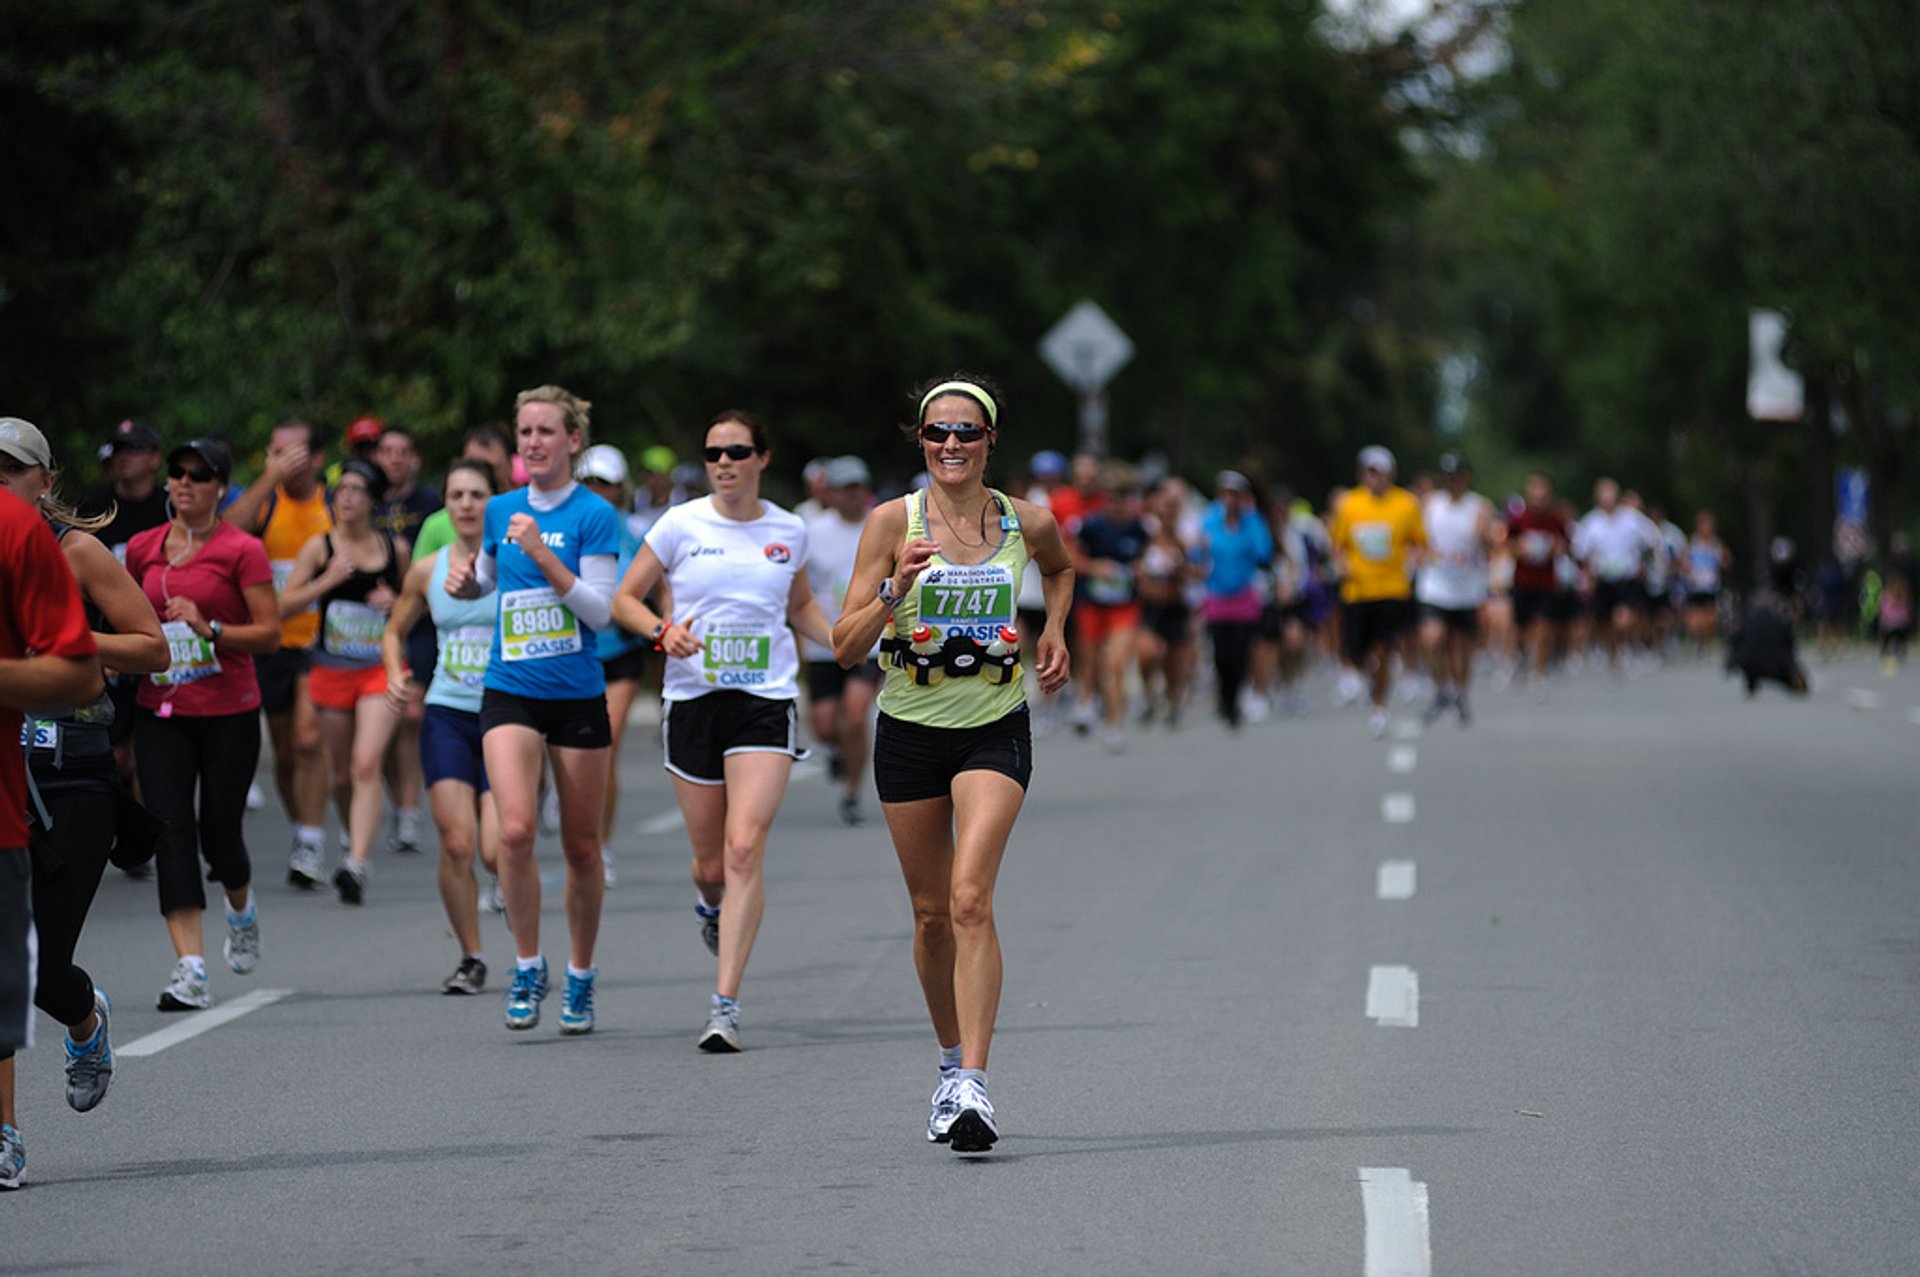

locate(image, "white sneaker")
(224, 908), (260, 975)
(945, 1076), (999, 1152)
(157, 959), (212, 1012)
(601, 846), (617, 889)
(245, 781), (264, 811)
(1333, 669), (1365, 706)
(698, 998), (742, 1053)
(287, 840), (324, 889)
(480, 876), (506, 914)
(927, 1075), (963, 1143)
(1368, 708), (1390, 739)
(539, 786), (561, 834)
(1240, 689), (1271, 723)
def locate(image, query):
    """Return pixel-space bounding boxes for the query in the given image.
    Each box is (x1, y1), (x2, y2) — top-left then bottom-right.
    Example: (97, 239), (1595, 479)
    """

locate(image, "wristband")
(877, 578), (899, 610)
(649, 621), (668, 648)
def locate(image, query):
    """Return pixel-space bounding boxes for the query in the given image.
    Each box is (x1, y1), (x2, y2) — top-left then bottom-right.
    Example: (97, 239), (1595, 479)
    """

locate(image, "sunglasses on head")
(703, 444), (757, 463)
(168, 462), (217, 483)
(920, 423), (991, 445)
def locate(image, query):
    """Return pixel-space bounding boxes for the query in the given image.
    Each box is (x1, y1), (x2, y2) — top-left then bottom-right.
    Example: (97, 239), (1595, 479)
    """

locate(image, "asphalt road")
(6, 651), (1917, 1275)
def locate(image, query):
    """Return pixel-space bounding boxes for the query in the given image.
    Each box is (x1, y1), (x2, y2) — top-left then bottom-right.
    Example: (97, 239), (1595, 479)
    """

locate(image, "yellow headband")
(918, 381), (998, 428)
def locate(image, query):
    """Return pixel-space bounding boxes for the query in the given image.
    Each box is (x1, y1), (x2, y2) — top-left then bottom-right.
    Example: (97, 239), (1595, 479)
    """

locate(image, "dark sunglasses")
(167, 462), (217, 483)
(703, 444), (758, 463)
(920, 423), (991, 445)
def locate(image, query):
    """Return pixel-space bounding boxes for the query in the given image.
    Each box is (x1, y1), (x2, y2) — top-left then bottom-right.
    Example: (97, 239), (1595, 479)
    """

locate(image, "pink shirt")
(126, 520), (273, 717)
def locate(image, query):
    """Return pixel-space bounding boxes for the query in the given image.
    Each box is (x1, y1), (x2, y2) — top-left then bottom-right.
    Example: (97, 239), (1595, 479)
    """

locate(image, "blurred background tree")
(1, 0), (1915, 569)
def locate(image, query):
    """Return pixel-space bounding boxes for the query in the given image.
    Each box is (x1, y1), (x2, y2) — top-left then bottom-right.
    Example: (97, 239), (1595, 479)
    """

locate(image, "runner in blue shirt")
(445, 385), (621, 1035)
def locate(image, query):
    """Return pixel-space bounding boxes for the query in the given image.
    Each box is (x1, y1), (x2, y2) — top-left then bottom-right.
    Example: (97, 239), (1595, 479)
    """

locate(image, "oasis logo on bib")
(763, 543), (792, 564)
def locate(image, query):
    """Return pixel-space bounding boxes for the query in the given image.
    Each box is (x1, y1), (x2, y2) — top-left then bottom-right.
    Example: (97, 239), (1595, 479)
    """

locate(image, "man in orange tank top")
(226, 421), (335, 885)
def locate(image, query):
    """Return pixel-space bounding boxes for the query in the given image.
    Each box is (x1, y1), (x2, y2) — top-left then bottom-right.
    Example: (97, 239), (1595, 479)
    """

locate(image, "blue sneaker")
(558, 967), (597, 1036)
(0, 1124), (21, 1190)
(503, 959), (549, 1031)
(64, 989), (113, 1113)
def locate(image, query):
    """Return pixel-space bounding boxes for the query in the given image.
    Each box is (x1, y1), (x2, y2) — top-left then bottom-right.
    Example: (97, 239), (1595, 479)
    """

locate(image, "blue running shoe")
(503, 959), (549, 1031)
(0, 1124), (22, 1190)
(558, 967), (597, 1035)
(64, 989), (113, 1113)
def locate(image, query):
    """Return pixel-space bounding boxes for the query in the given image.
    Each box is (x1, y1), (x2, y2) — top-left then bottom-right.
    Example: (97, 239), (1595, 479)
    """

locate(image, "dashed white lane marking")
(635, 809), (686, 836)
(1365, 965), (1419, 1027)
(1382, 793), (1416, 824)
(1359, 1167), (1433, 1277)
(1377, 861), (1417, 900)
(1391, 720), (1422, 741)
(118, 989), (293, 1058)
(1387, 744), (1417, 774)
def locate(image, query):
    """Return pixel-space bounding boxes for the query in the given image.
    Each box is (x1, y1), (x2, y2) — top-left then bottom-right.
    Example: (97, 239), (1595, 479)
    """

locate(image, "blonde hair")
(514, 384), (592, 442)
(25, 466), (113, 534)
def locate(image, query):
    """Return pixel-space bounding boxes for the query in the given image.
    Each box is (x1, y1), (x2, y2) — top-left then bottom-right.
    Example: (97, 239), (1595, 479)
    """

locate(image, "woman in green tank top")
(832, 373), (1074, 1154)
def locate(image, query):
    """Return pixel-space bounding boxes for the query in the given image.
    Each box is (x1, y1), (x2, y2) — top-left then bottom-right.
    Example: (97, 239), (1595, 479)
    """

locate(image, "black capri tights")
(135, 709), (261, 915)
(0, 780), (116, 1061)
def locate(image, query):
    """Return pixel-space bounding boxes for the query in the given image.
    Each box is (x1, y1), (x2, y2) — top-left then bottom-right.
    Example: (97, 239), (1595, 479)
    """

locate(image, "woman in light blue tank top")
(382, 460), (502, 995)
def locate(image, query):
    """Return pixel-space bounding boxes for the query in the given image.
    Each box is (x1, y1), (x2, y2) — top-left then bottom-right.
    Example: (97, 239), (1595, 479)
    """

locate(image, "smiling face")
(703, 420), (765, 500)
(920, 394), (992, 490)
(516, 401), (581, 489)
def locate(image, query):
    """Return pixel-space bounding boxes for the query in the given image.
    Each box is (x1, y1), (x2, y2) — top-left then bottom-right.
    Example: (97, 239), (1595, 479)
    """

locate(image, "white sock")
(939, 1044), (963, 1073)
(958, 1068), (987, 1087)
(293, 824), (323, 849)
(183, 955), (208, 978)
(225, 893), (255, 926)
(566, 964), (596, 981)
(516, 954), (544, 972)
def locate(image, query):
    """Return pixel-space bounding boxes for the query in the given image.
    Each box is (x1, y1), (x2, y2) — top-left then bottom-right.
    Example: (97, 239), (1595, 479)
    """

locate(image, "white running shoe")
(245, 781), (264, 811)
(698, 999), (742, 1053)
(224, 908), (260, 974)
(539, 785), (561, 834)
(287, 839), (324, 890)
(926, 1075), (963, 1143)
(601, 846), (617, 889)
(157, 959), (212, 1012)
(481, 876), (507, 914)
(945, 1076), (999, 1153)
(1367, 708), (1390, 739)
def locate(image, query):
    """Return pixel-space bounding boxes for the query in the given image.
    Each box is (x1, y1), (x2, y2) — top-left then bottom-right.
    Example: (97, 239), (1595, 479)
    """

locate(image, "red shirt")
(1507, 507), (1570, 594)
(1, 492), (99, 848)
(126, 519), (274, 717)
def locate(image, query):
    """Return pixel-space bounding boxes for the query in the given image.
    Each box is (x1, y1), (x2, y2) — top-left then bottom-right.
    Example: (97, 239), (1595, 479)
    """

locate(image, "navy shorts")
(663, 691), (804, 785)
(421, 703), (488, 793)
(804, 659), (881, 702)
(478, 688), (611, 750)
(874, 706), (1032, 804)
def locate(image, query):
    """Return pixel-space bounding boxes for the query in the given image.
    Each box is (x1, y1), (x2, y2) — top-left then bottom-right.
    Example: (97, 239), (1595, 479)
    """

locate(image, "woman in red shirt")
(124, 439), (280, 1011)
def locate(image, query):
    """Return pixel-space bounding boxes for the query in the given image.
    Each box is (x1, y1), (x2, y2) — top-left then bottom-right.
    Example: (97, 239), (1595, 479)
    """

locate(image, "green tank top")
(876, 488), (1030, 729)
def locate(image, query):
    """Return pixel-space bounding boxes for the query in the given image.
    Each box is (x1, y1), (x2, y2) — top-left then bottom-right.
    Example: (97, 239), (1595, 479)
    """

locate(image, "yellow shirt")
(1330, 486), (1425, 603)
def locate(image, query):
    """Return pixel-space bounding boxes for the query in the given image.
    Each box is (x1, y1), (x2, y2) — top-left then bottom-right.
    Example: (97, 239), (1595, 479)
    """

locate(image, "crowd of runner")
(0, 393), (1910, 1186)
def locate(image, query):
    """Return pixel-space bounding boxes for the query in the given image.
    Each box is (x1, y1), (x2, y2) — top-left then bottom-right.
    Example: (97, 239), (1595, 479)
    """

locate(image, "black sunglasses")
(703, 444), (758, 463)
(168, 462), (218, 483)
(920, 423), (991, 445)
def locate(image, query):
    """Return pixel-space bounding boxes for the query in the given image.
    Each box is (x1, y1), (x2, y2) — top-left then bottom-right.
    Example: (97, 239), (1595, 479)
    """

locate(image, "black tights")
(135, 709), (260, 916)
(1209, 620), (1256, 726)
(0, 777), (114, 1062)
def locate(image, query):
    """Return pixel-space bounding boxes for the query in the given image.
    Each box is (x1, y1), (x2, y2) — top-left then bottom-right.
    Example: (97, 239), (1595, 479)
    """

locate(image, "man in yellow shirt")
(1329, 446), (1426, 737)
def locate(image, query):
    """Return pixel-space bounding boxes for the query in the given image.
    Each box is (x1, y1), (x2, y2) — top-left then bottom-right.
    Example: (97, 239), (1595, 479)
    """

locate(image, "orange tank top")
(259, 486), (333, 648)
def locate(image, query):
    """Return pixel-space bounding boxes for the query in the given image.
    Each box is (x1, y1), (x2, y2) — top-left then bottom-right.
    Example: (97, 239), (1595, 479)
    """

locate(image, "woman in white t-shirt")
(611, 410), (834, 1053)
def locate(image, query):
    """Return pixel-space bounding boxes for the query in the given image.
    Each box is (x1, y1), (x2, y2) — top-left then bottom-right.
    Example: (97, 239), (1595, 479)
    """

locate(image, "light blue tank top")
(427, 548), (498, 713)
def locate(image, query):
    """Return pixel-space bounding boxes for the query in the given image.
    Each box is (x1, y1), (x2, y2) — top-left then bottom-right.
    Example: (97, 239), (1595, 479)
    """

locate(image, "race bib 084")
(152, 620), (222, 688)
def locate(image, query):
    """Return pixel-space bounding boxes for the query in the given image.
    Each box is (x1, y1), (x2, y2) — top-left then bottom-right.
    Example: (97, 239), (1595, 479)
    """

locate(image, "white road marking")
(118, 988), (293, 1058)
(1387, 744), (1417, 774)
(635, 809), (687, 836)
(1382, 793), (1416, 824)
(1391, 720), (1422, 741)
(1366, 965), (1419, 1027)
(1377, 861), (1417, 900)
(1359, 1167), (1433, 1277)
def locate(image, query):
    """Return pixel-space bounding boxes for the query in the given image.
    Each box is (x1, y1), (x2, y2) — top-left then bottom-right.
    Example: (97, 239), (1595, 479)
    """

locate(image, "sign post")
(1039, 300), (1135, 457)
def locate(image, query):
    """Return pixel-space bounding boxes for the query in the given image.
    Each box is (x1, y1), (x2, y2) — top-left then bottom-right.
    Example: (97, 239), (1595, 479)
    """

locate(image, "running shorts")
(1592, 579), (1646, 619)
(1343, 598), (1411, 663)
(874, 705), (1032, 804)
(256, 645), (312, 717)
(309, 662), (392, 711)
(805, 659), (881, 703)
(663, 691), (803, 785)
(421, 703), (488, 793)
(479, 688), (612, 750)
(1141, 602), (1191, 644)
(1420, 603), (1480, 636)
(601, 646), (651, 685)
(1511, 588), (1557, 628)
(1076, 601), (1142, 648)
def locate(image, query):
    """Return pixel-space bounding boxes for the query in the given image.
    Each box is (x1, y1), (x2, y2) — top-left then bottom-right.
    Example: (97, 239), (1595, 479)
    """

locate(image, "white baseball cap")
(576, 444), (630, 486)
(1357, 445), (1396, 475)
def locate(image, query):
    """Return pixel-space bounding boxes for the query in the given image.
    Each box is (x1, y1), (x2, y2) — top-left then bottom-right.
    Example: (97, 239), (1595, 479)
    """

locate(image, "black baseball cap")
(1437, 452), (1470, 475)
(167, 437), (233, 483)
(107, 418), (161, 452)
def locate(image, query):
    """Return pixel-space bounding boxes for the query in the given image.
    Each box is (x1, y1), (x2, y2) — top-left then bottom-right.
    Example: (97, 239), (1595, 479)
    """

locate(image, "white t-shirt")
(644, 496), (807, 702)
(802, 508), (874, 662)
(1417, 491), (1491, 609)
(1574, 507), (1660, 582)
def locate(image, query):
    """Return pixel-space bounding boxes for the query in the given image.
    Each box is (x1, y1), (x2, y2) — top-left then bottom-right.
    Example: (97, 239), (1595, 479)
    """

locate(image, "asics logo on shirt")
(690, 546), (726, 557)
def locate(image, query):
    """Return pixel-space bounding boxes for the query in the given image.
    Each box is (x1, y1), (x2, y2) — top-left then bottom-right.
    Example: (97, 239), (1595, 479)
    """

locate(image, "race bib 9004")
(702, 623), (773, 687)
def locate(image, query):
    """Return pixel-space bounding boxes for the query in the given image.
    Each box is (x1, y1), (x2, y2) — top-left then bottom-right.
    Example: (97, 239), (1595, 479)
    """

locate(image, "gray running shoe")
(698, 999), (741, 1053)
(442, 956), (487, 995)
(0, 1124), (22, 1190)
(224, 909), (260, 974)
(695, 901), (720, 956)
(287, 840), (324, 889)
(157, 959), (212, 1012)
(64, 989), (113, 1113)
